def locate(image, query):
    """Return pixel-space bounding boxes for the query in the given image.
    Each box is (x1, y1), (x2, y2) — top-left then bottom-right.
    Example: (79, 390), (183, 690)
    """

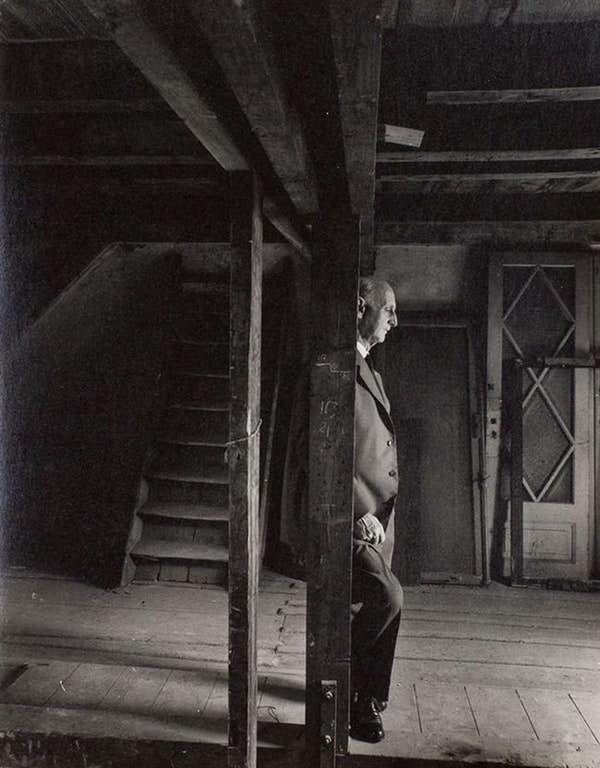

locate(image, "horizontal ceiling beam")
(0, 99), (169, 114)
(185, 0), (318, 214)
(329, 0), (383, 262)
(376, 220), (600, 245)
(376, 170), (600, 194)
(377, 148), (600, 163)
(427, 86), (600, 105)
(81, 0), (247, 171)
(2, 155), (215, 166)
(397, 0), (600, 26)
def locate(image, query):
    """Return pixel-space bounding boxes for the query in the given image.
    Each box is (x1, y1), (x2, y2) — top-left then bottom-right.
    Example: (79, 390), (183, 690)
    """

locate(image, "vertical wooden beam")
(510, 359), (524, 585)
(306, 210), (360, 761)
(594, 255), (600, 576)
(228, 172), (262, 768)
(467, 328), (485, 581)
(485, 253), (504, 576)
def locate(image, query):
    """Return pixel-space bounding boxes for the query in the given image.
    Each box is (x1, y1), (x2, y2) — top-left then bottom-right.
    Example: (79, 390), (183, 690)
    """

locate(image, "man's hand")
(354, 513), (386, 545)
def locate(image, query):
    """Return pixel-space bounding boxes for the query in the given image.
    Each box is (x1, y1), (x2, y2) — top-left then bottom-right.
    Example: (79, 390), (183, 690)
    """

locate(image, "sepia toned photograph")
(0, 2), (599, 767)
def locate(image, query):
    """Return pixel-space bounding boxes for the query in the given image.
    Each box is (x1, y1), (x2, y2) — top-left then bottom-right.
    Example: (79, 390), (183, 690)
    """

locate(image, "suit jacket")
(354, 352), (398, 527)
(276, 352), (398, 577)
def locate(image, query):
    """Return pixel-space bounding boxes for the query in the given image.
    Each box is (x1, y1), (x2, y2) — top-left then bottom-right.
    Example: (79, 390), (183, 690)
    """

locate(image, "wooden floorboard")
(570, 692), (600, 744)
(0, 661), (79, 706)
(517, 688), (598, 745)
(2, 574), (600, 766)
(415, 682), (479, 738)
(150, 668), (219, 717)
(465, 686), (537, 741)
(46, 663), (125, 709)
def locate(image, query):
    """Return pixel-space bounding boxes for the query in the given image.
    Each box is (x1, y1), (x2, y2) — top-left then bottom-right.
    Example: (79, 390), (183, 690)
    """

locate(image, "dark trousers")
(351, 539), (403, 701)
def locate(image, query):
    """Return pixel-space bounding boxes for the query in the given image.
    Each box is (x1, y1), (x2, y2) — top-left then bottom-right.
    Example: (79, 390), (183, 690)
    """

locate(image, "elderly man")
(350, 277), (403, 743)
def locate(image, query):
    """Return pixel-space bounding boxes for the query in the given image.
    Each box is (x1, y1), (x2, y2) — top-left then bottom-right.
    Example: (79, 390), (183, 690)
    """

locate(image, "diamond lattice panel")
(544, 461), (573, 503)
(503, 266), (534, 315)
(543, 368), (574, 433)
(523, 391), (571, 498)
(545, 267), (575, 316)
(505, 270), (572, 359)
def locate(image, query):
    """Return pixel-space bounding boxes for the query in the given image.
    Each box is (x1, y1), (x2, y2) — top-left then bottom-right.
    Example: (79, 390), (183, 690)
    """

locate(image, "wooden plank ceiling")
(377, 10), (600, 250)
(2, 0), (600, 253)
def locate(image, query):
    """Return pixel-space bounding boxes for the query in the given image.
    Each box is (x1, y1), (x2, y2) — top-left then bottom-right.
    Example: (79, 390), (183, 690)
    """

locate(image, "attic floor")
(0, 570), (599, 767)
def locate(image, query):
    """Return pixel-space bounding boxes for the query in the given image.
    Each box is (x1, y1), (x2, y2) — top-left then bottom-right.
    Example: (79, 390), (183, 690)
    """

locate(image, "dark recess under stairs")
(131, 260), (232, 585)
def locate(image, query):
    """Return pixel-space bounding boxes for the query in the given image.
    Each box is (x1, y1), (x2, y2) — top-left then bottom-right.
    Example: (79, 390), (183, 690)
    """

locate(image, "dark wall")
(2, 171), (229, 342)
(0, 167), (230, 585)
(2, 244), (180, 583)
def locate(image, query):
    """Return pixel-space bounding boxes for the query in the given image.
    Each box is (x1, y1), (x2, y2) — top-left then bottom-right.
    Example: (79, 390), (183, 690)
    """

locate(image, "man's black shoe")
(350, 694), (385, 743)
(374, 699), (388, 713)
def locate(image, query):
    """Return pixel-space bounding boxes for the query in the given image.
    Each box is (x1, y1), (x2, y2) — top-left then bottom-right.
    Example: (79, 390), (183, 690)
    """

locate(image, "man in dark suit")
(350, 277), (403, 743)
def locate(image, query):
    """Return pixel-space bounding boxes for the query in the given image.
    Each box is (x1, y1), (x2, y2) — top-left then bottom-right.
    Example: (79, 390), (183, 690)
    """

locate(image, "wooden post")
(510, 359), (524, 585)
(228, 172), (262, 768)
(485, 252), (504, 578)
(306, 210), (360, 761)
(595, 255), (600, 578)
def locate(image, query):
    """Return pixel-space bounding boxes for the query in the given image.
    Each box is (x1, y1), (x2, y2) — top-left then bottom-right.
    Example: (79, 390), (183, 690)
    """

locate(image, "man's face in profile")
(357, 286), (397, 349)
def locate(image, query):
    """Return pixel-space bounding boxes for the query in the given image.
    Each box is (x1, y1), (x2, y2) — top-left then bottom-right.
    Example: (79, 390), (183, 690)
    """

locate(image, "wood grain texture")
(329, 0), (383, 217)
(518, 688), (598, 744)
(377, 148), (600, 164)
(0, 662), (79, 706)
(185, 0), (318, 214)
(465, 686), (537, 741)
(228, 173), (263, 768)
(428, 86), (600, 105)
(306, 211), (360, 758)
(414, 682), (479, 738)
(375, 221), (600, 246)
(402, 1), (600, 27)
(376, 170), (600, 195)
(80, 0), (247, 170)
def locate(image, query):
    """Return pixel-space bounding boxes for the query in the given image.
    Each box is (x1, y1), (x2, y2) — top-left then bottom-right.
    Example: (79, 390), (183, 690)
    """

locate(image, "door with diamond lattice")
(500, 255), (593, 579)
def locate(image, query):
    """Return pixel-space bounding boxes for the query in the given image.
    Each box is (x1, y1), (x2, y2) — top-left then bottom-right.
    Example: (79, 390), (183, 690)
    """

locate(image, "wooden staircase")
(130, 260), (232, 585)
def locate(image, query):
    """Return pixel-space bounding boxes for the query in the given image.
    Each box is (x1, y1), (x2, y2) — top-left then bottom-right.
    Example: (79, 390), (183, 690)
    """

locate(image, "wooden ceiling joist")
(376, 170), (600, 194)
(329, 0), (383, 214)
(329, 0), (384, 260)
(1, 155), (215, 166)
(184, 0), (318, 214)
(397, 0), (600, 26)
(427, 86), (600, 105)
(377, 148), (600, 164)
(0, 0), (108, 40)
(0, 99), (169, 114)
(376, 220), (600, 246)
(81, 0), (247, 171)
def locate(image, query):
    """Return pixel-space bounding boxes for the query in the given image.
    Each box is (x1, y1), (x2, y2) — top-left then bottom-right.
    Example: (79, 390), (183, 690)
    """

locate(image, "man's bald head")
(357, 278), (397, 351)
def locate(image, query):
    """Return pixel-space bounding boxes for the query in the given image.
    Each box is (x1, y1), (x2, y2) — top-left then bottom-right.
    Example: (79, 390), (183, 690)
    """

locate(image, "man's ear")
(357, 295), (366, 318)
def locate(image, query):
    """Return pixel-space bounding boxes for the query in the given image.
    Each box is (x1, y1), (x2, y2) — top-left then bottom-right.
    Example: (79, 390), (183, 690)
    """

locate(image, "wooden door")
(500, 255), (593, 580)
(380, 324), (484, 584)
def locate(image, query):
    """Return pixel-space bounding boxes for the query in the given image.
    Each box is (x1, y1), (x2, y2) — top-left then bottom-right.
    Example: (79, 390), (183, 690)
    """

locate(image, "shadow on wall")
(1, 243), (180, 586)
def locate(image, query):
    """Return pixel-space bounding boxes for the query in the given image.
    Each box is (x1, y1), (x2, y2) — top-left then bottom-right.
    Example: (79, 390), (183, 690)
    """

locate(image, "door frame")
(493, 252), (596, 583)
(390, 316), (488, 584)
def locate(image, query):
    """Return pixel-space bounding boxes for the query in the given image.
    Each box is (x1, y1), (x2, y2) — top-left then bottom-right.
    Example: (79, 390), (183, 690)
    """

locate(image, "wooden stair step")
(168, 402), (229, 413)
(158, 435), (227, 447)
(139, 502), (229, 522)
(168, 337), (228, 349)
(132, 539), (229, 563)
(146, 466), (228, 485)
(172, 369), (228, 379)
